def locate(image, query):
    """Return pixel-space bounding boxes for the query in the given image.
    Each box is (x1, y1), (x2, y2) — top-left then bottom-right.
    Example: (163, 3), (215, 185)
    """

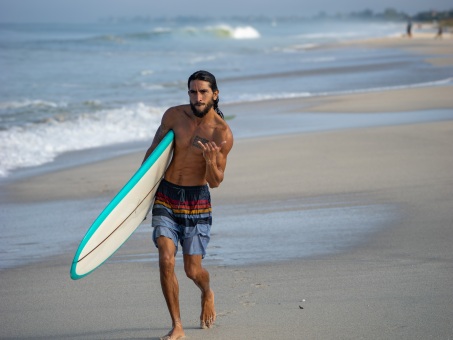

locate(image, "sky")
(0, 0), (451, 23)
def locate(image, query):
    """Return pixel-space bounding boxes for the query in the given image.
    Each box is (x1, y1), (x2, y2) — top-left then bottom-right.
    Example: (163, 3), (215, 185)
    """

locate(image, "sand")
(1, 36), (453, 339)
(340, 31), (453, 67)
(301, 86), (453, 113)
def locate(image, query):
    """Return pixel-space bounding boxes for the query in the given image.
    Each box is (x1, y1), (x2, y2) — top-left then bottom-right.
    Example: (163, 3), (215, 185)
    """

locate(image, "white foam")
(231, 26), (261, 39)
(152, 27), (172, 34)
(229, 92), (312, 104)
(205, 25), (260, 39)
(0, 103), (162, 177)
(225, 78), (453, 105)
(0, 99), (67, 111)
(294, 31), (363, 40)
(300, 56), (337, 63)
(140, 69), (154, 76)
(189, 55), (219, 64)
(270, 44), (319, 53)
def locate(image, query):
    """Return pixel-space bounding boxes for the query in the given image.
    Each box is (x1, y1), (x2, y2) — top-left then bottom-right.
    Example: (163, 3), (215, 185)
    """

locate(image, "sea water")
(1, 17), (451, 177)
(109, 196), (401, 267)
(0, 195), (400, 268)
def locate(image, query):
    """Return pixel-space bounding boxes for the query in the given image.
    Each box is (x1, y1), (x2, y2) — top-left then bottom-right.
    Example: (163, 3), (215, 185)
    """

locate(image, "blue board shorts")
(151, 179), (212, 257)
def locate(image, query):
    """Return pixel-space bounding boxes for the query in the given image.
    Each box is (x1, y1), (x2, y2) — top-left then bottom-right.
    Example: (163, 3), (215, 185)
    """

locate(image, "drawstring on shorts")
(177, 188), (186, 209)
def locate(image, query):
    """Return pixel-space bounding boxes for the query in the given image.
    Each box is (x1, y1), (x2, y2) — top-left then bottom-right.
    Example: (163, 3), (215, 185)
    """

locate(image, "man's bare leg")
(184, 254), (216, 329)
(157, 237), (185, 340)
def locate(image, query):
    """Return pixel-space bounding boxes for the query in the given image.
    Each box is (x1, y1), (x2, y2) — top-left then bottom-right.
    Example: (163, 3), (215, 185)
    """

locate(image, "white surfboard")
(70, 130), (174, 280)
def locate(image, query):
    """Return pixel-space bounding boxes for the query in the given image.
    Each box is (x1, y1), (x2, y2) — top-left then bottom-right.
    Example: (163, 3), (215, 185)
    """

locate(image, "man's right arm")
(142, 109), (174, 164)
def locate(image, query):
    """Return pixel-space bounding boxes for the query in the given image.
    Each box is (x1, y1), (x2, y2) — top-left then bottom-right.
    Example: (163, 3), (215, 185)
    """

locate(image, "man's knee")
(184, 255), (203, 280)
(184, 264), (199, 281)
(159, 251), (175, 269)
(157, 237), (176, 272)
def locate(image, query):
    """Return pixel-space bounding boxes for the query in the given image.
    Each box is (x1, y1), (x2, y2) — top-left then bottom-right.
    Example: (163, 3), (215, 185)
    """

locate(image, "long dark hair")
(188, 70), (224, 119)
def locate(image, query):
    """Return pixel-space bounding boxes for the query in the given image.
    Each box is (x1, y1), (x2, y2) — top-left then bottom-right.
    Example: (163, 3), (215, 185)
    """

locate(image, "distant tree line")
(100, 9), (453, 26)
(322, 8), (453, 25)
(412, 9), (453, 26)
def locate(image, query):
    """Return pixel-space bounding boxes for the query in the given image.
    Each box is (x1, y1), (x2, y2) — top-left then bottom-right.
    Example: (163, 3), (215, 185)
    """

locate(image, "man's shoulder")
(165, 104), (190, 116)
(213, 115), (234, 149)
(216, 115), (232, 134)
(162, 105), (190, 125)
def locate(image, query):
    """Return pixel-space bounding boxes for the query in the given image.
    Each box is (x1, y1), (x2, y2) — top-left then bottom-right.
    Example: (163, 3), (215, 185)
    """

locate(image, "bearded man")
(142, 70), (233, 340)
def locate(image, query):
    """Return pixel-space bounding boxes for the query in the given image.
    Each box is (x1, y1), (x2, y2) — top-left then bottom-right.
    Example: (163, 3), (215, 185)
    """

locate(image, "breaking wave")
(0, 103), (162, 177)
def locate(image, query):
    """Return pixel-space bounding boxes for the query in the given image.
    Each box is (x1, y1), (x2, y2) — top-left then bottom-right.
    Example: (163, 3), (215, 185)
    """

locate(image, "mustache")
(190, 101), (212, 118)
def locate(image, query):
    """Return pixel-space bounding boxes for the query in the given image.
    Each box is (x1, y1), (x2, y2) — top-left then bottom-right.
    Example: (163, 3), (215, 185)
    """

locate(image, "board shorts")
(151, 178), (212, 257)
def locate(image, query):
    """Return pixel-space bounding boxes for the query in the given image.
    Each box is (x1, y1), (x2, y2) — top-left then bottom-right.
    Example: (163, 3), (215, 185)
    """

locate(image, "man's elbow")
(208, 177), (223, 189)
(208, 181), (220, 189)
(207, 170), (225, 189)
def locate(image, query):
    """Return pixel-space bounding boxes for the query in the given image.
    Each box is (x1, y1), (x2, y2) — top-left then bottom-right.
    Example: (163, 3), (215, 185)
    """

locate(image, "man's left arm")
(199, 136), (233, 188)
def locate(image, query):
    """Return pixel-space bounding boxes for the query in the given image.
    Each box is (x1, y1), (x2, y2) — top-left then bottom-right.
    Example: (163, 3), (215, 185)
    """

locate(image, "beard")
(190, 100), (214, 118)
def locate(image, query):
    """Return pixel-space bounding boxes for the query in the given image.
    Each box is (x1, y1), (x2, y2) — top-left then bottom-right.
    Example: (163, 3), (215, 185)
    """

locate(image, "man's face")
(188, 80), (218, 118)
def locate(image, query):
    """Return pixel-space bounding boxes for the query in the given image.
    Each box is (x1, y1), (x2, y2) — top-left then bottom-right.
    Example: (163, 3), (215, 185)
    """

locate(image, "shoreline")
(2, 34), (453, 183)
(2, 83), (452, 203)
(1, 35), (453, 339)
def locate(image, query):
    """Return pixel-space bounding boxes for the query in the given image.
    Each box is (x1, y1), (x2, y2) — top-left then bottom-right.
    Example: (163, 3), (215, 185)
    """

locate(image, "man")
(143, 70), (233, 340)
(406, 20), (412, 38)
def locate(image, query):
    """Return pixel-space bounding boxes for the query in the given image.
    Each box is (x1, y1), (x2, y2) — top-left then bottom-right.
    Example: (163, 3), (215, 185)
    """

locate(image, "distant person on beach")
(406, 20), (412, 38)
(435, 24), (443, 39)
(142, 70), (233, 340)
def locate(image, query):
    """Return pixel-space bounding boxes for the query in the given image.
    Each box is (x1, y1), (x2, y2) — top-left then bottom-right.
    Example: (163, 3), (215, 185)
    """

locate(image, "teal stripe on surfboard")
(70, 130), (174, 280)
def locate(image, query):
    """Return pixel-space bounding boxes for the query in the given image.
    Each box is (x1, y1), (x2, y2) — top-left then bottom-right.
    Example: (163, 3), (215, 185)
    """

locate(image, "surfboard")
(70, 130), (174, 280)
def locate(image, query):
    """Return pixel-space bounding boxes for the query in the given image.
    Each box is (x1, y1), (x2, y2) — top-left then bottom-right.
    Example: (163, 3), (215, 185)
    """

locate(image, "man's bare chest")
(174, 124), (216, 152)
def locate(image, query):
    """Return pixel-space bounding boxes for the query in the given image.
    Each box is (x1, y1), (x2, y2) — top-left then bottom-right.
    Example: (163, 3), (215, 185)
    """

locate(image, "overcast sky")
(0, 0), (451, 23)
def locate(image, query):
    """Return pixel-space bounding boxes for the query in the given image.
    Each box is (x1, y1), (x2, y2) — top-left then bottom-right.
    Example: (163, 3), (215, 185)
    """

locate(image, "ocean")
(1, 17), (452, 269)
(1, 17), (451, 178)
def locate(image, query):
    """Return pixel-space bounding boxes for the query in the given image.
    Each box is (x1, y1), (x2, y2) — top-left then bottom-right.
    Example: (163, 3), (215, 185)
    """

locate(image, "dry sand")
(302, 86), (453, 113)
(340, 32), (453, 67)
(1, 37), (453, 339)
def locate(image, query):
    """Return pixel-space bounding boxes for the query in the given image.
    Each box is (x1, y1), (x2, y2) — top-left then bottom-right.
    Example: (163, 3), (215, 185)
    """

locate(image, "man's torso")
(164, 105), (228, 186)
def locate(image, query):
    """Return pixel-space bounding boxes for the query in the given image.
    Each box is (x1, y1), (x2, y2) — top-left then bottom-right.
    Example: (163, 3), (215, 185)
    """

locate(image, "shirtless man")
(142, 70), (233, 340)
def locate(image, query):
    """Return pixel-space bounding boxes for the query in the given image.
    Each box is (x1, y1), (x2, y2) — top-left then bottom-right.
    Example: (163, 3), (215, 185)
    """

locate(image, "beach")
(1, 34), (453, 340)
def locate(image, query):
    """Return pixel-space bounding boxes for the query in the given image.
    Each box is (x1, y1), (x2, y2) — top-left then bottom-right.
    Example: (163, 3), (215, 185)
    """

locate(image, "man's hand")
(198, 140), (226, 165)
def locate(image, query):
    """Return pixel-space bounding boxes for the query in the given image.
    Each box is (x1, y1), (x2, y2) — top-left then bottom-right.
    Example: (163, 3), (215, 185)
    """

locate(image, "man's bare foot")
(200, 289), (216, 329)
(160, 325), (185, 340)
